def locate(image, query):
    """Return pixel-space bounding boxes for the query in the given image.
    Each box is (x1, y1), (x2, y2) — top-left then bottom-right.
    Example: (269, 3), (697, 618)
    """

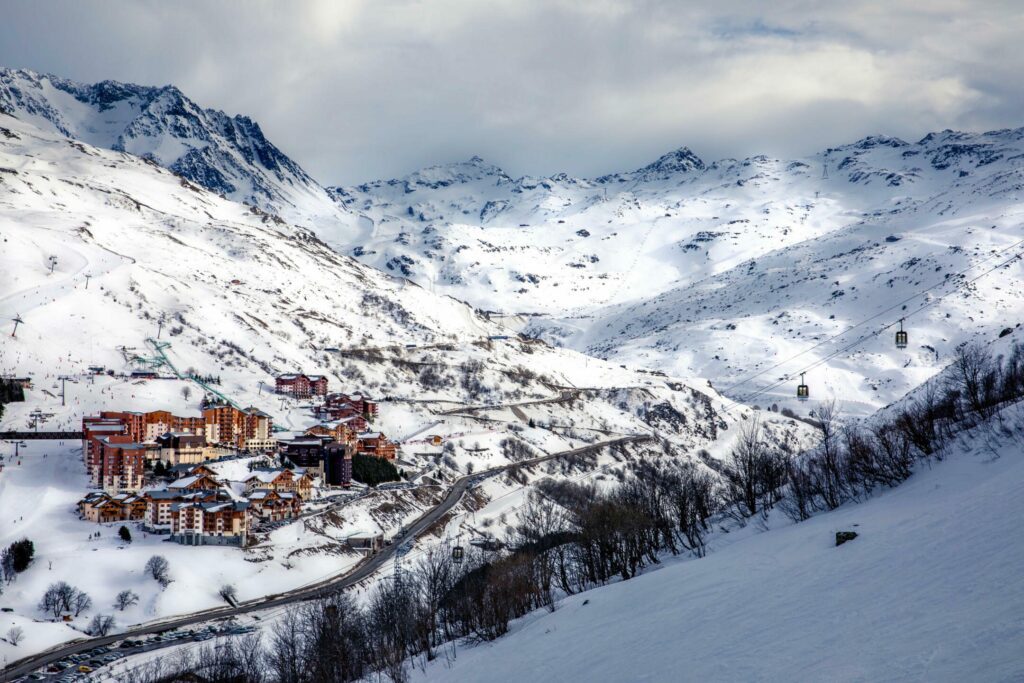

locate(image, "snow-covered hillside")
(0, 68), (348, 230)
(0, 108), (765, 443)
(0, 110), (822, 661)
(330, 150), (857, 317)
(414, 414), (1024, 683)
(333, 131), (1024, 415)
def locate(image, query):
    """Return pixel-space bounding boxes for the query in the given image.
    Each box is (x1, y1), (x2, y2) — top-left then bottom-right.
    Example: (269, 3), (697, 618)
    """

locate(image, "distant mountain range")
(5, 66), (1024, 413)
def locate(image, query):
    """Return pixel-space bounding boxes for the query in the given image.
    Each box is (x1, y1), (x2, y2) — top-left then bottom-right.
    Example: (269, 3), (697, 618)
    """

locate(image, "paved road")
(1, 435), (650, 682)
(437, 390), (582, 415)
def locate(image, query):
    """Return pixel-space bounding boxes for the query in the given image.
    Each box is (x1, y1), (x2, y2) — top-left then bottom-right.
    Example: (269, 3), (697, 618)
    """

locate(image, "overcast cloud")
(2, 0), (1022, 184)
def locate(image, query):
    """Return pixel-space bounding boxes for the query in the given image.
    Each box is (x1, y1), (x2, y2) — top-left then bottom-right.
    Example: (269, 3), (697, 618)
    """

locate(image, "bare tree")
(145, 555), (171, 587)
(39, 581), (77, 619)
(267, 607), (304, 683)
(6, 626), (24, 646)
(181, 385), (193, 402)
(948, 343), (996, 421)
(114, 590), (139, 611)
(1, 548), (15, 584)
(88, 614), (116, 636)
(219, 584), (238, 605)
(810, 400), (848, 510)
(725, 417), (767, 517)
(71, 589), (92, 617)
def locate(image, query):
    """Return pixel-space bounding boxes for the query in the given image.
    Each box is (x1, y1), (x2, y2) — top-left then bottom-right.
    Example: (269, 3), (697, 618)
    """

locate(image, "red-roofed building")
(275, 373), (328, 398)
(356, 432), (397, 460)
(96, 435), (150, 493)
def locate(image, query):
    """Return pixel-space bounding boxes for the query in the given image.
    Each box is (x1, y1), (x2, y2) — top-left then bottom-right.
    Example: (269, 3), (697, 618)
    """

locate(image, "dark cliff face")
(0, 68), (322, 211)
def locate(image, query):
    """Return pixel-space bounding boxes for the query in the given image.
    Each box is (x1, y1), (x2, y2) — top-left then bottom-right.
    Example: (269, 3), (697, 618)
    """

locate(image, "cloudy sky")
(2, 0), (1022, 184)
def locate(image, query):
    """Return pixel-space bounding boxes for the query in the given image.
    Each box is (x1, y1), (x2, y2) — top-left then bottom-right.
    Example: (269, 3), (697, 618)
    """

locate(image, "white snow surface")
(333, 133), (1024, 415)
(415, 428), (1024, 683)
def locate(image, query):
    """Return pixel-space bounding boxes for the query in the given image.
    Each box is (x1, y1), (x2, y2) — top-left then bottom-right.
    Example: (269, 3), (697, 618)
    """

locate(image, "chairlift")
(796, 373), (809, 401)
(895, 318), (908, 349)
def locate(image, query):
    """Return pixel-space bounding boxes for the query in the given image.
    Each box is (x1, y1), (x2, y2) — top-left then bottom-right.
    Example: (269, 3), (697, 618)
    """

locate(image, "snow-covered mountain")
(0, 67), (348, 229)
(3, 64), (1021, 679)
(331, 129), (1024, 414)
(8, 66), (1017, 418)
(0, 108), (717, 428)
(3, 110), (817, 659)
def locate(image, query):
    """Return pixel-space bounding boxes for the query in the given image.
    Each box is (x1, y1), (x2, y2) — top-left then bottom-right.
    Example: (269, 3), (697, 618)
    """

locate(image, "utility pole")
(157, 315), (165, 339)
(84, 274), (91, 289)
(48, 255), (58, 274)
(11, 314), (23, 337)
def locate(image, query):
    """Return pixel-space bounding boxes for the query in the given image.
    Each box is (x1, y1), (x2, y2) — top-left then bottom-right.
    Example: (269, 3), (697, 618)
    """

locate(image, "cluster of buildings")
(277, 390), (396, 486)
(78, 462), (314, 546)
(74, 374), (402, 548)
(82, 405), (274, 492)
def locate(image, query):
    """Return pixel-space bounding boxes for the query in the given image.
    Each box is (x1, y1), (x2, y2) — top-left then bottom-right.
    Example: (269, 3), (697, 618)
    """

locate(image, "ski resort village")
(2, 5), (1024, 680)
(75, 379), (394, 544)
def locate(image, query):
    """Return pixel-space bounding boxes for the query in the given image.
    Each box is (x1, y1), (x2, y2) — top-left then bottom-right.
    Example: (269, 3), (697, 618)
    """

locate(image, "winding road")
(1, 434), (651, 682)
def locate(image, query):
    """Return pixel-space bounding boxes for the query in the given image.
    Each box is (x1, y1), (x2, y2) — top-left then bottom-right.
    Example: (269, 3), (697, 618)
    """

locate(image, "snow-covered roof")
(168, 474), (214, 489)
(86, 424), (126, 432)
(246, 470), (285, 484)
(145, 490), (184, 500)
(98, 436), (149, 450)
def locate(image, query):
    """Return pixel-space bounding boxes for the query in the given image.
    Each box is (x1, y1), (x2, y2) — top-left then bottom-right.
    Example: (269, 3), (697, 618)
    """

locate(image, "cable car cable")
(721, 247), (1024, 413)
(721, 235), (1024, 396)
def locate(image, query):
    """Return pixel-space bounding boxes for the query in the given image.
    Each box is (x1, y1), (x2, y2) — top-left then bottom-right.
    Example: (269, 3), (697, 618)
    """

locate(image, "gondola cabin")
(797, 373), (809, 401)
(895, 319), (908, 349)
(452, 545), (464, 562)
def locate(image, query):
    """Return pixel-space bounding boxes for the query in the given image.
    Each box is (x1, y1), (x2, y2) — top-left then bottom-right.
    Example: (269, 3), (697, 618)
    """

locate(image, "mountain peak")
(0, 67), (335, 217)
(641, 146), (705, 175)
(595, 146), (705, 183)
